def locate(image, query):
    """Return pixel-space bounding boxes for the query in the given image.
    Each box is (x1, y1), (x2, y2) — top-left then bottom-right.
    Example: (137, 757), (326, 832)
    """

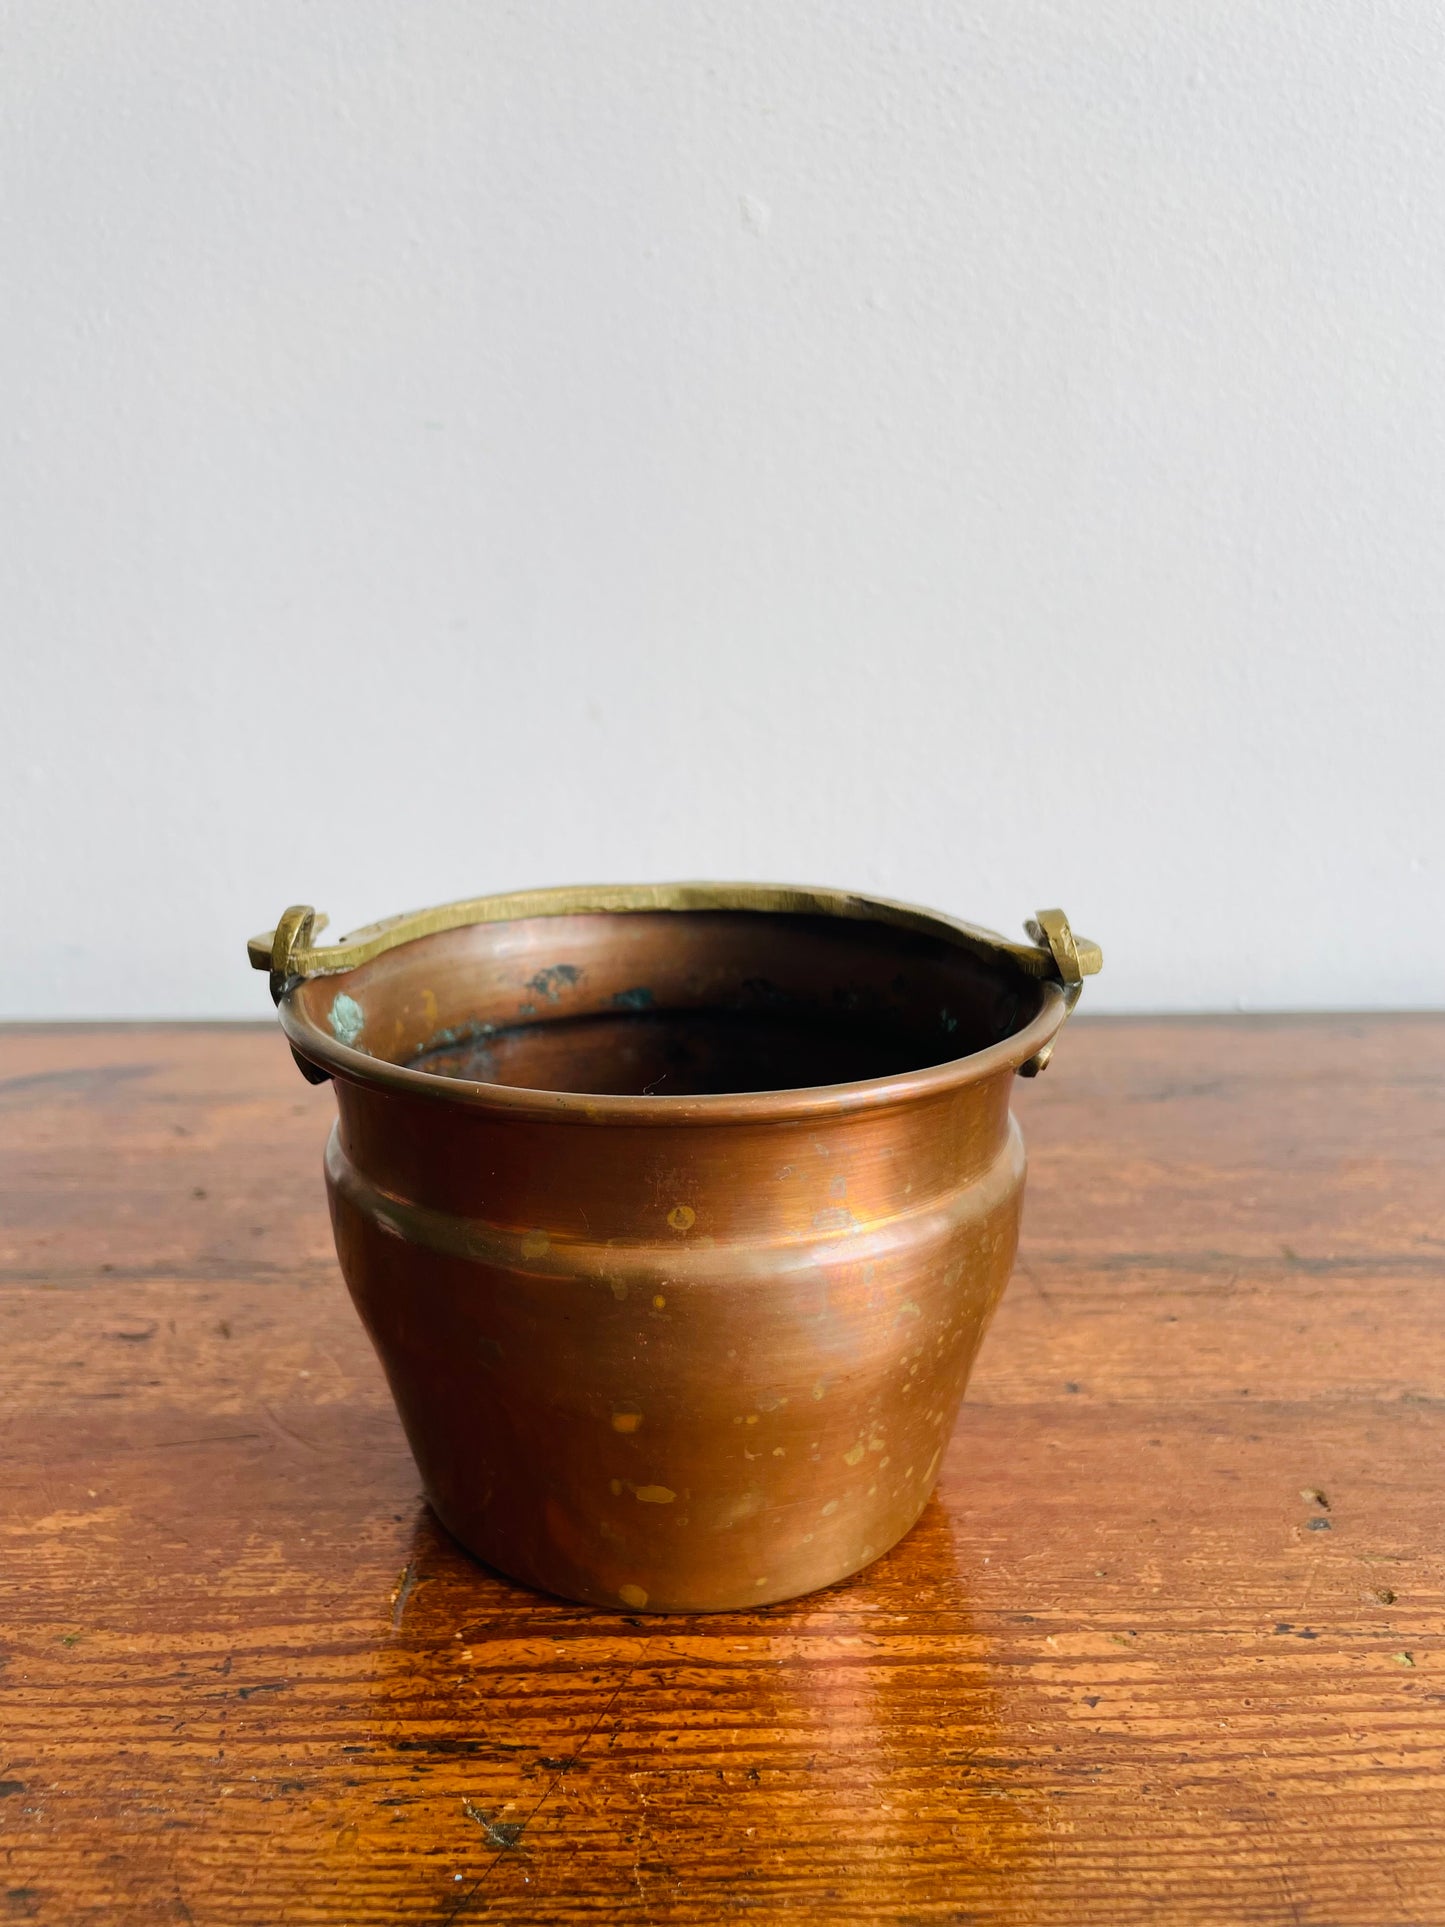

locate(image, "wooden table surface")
(1, 1017), (1442, 1925)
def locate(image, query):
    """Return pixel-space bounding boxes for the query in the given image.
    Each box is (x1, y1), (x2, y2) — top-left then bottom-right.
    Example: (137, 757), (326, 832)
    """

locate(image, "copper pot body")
(277, 887), (1074, 1613)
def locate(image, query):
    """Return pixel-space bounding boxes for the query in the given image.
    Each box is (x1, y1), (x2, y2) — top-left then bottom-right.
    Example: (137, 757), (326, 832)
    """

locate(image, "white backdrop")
(5, 1), (1442, 1017)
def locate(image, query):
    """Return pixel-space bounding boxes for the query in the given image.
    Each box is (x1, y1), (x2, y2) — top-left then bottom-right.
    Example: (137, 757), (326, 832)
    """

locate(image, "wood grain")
(0, 1017), (1441, 1925)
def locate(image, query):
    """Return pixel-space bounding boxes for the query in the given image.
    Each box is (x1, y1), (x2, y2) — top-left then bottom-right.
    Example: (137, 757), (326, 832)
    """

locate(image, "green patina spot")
(613, 986), (654, 1011)
(426, 1018), (495, 1052)
(527, 963), (583, 1003)
(329, 993), (365, 1046)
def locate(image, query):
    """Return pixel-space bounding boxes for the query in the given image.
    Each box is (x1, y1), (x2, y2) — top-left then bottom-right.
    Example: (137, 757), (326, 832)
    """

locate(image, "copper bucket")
(248, 885), (1100, 1612)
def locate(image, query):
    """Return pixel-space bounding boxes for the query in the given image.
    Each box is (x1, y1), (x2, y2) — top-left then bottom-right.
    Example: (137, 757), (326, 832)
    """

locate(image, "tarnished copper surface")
(273, 888), (1089, 1611)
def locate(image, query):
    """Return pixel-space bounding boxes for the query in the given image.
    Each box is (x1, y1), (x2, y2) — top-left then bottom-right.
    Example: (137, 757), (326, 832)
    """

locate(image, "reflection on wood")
(0, 1017), (1441, 1924)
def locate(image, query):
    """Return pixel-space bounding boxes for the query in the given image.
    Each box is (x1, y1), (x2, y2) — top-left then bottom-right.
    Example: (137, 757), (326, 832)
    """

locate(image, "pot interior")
(292, 908), (1043, 1098)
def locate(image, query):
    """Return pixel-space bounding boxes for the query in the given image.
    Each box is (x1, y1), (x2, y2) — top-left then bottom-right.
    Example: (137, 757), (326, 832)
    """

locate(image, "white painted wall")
(5, 1), (1442, 1017)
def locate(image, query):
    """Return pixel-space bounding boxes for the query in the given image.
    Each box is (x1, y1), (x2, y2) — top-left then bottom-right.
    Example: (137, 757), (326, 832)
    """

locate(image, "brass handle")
(248, 904), (330, 1006)
(1018, 907), (1101, 1076)
(248, 889), (1100, 1079)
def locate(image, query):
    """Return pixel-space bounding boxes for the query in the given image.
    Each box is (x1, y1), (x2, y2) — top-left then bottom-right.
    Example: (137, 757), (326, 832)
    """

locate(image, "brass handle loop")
(1019, 907), (1102, 1076)
(248, 904), (330, 1007)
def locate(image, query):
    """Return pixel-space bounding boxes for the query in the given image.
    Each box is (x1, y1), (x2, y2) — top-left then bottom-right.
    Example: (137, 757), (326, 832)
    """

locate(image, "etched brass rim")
(256, 882), (1099, 1121)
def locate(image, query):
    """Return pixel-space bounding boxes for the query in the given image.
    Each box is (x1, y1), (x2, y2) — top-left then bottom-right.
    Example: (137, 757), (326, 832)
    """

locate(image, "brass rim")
(263, 881), (1093, 1122)
(251, 880), (1101, 986)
